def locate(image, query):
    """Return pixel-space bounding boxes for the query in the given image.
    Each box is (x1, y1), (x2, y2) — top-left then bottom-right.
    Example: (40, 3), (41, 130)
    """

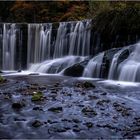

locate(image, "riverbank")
(0, 74), (140, 139)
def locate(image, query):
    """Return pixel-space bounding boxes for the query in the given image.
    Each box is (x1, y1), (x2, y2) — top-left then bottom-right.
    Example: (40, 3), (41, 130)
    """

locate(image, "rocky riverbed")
(0, 74), (140, 139)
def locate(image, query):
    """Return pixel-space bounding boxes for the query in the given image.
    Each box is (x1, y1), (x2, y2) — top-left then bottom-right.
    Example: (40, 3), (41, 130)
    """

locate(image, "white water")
(0, 20), (91, 70)
(108, 46), (129, 79)
(118, 43), (140, 82)
(29, 56), (86, 74)
(1, 21), (140, 83)
(27, 20), (91, 66)
(83, 52), (104, 78)
(2, 24), (17, 70)
(27, 23), (52, 64)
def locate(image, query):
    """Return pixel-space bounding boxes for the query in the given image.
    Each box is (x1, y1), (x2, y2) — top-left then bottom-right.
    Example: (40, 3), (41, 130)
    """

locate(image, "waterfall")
(118, 43), (140, 82)
(1, 20), (140, 83)
(0, 20), (92, 71)
(27, 20), (91, 68)
(27, 23), (52, 65)
(29, 56), (86, 74)
(108, 43), (140, 82)
(108, 47), (129, 80)
(2, 24), (17, 70)
(83, 52), (104, 78)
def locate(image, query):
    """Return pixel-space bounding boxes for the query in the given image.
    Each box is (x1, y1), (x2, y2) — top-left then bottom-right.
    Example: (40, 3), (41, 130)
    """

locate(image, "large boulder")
(63, 58), (90, 77)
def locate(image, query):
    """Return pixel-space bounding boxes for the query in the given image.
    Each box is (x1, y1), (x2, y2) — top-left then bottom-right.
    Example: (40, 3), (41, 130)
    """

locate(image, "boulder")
(63, 58), (90, 77)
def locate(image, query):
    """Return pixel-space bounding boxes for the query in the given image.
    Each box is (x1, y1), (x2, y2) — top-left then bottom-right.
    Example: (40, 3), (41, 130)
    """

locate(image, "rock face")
(63, 64), (84, 77)
(101, 48), (121, 78)
(63, 58), (90, 77)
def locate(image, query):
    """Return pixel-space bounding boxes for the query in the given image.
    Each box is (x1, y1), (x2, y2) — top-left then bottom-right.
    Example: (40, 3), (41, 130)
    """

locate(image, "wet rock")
(12, 101), (25, 110)
(84, 122), (93, 128)
(32, 120), (43, 127)
(63, 92), (72, 97)
(63, 64), (84, 77)
(63, 58), (90, 77)
(48, 106), (63, 113)
(83, 81), (96, 89)
(72, 119), (81, 123)
(48, 126), (68, 133)
(0, 76), (7, 84)
(47, 120), (58, 124)
(113, 102), (132, 116)
(38, 86), (46, 90)
(96, 99), (110, 106)
(14, 117), (26, 121)
(97, 124), (119, 132)
(101, 92), (107, 96)
(75, 81), (96, 89)
(33, 106), (43, 111)
(82, 106), (97, 116)
(133, 117), (140, 126)
(17, 70), (22, 72)
(73, 125), (81, 132)
(53, 82), (60, 87)
(3, 94), (11, 100)
(29, 73), (39, 76)
(88, 95), (99, 100)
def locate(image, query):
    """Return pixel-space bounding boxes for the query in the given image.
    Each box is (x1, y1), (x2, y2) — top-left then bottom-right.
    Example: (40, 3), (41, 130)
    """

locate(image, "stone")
(63, 64), (84, 77)
(48, 106), (63, 113)
(84, 122), (93, 128)
(82, 106), (97, 116)
(75, 81), (96, 89)
(12, 102), (25, 110)
(32, 120), (43, 127)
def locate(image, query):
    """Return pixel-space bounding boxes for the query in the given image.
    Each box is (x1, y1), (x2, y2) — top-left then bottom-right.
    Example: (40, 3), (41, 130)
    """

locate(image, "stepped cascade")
(0, 20), (140, 82)
(0, 20), (92, 70)
(83, 52), (104, 78)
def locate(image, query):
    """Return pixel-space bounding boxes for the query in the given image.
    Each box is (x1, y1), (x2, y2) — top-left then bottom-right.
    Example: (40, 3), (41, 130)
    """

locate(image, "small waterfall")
(53, 22), (68, 58)
(108, 47), (129, 80)
(29, 56), (86, 74)
(69, 20), (91, 56)
(27, 23), (52, 65)
(83, 52), (104, 78)
(118, 43), (140, 82)
(2, 24), (17, 70)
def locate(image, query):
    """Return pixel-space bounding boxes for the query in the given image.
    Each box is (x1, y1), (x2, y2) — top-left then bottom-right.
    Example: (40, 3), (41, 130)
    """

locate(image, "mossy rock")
(75, 81), (96, 89)
(31, 91), (44, 101)
(48, 106), (63, 113)
(0, 76), (7, 84)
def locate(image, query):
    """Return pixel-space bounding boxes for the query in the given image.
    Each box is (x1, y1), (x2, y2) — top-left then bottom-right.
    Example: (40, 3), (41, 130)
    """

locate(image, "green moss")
(0, 76), (6, 84)
(31, 91), (43, 101)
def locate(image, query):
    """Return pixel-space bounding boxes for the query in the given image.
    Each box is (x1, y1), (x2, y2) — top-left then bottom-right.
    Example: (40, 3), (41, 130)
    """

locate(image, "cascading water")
(1, 20), (140, 83)
(29, 56), (86, 74)
(108, 47), (130, 80)
(83, 52), (104, 78)
(0, 20), (92, 71)
(118, 43), (140, 82)
(27, 20), (91, 69)
(27, 23), (52, 64)
(108, 43), (140, 82)
(2, 24), (17, 70)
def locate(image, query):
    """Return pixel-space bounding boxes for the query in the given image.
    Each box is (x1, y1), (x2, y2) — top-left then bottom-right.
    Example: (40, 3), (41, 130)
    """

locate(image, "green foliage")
(0, 76), (6, 84)
(31, 91), (43, 101)
(88, 1), (140, 36)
